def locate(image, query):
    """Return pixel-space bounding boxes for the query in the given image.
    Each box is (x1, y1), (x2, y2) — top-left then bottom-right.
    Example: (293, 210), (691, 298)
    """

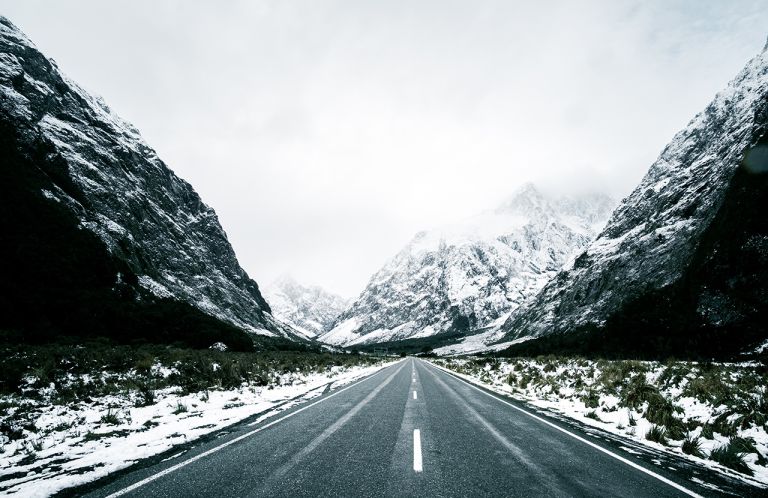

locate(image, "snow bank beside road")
(430, 357), (768, 488)
(0, 360), (395, 497)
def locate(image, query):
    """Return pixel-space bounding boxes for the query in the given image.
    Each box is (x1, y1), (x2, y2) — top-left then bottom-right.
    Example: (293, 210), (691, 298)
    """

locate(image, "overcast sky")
(2, 1), (767, 297)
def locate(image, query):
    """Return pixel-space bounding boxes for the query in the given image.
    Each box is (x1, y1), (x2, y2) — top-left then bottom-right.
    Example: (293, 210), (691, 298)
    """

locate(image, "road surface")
(78, 358), (760, 497)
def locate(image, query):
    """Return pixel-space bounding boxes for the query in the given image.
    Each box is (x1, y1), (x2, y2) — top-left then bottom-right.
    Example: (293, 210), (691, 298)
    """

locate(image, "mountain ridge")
(319, 184), (614, 347)
(264, 275), (349, 338)
(0, 16), (306, 347)
(496, 37), (768, 359)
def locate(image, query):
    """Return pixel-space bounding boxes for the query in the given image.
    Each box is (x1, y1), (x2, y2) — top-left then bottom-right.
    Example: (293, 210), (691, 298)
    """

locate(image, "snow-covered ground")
(430, 357), (768, 488)
(0, 360), (395, 497)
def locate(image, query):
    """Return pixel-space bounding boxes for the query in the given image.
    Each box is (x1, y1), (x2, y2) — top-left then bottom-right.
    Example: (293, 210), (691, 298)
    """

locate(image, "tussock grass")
(99, 409), (120, 426)
(682, 434), (705, 458)
(710, 438), (753, 476)
(645, 425), (668, 445)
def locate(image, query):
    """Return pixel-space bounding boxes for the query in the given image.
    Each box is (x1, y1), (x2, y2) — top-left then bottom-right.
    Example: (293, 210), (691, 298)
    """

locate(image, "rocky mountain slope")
(319, 185), (613, 347)
(498, 38), (768, 359)
(0, 17), (305, 348)
(264, 275), (349, 338)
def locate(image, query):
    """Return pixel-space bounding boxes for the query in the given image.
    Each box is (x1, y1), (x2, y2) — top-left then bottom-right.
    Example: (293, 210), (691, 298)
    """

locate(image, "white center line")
(413, 429), (423, 473)
(413, 391), (417, 400)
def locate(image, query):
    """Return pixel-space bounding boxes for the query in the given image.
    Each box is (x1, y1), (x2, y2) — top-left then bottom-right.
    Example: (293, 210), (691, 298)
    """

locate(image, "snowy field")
(430, 356), (768, 488)
(0, 354), (395, 497)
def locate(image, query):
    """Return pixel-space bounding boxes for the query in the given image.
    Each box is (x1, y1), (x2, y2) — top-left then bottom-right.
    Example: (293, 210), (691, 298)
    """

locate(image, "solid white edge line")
(413, 429), (423, 472)
(105, 359), (406, 497)
(423, 360), (703, 498)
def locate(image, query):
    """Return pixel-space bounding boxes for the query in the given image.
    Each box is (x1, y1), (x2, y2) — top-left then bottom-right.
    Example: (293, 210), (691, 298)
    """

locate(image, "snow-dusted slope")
(0, 17), (302, 342)
(320, 185), (613, 347)
(498, 38), (768, 357)
(264, 275), (349, 337)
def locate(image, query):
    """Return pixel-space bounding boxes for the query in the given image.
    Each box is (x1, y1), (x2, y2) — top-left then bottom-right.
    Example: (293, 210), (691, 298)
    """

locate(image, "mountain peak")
(269, 273), (299, 289)
(320, 184), (614, 348)
(494, 183), (545, 213)
(264, 276), (349, 337)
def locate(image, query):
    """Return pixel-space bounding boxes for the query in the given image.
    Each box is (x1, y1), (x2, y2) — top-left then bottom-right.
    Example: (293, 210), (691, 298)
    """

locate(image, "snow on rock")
(0, 17), (302, 341)
(498, 39), (768, 351)
(263, 275), (349, 338)
(320, 184), (614, 347)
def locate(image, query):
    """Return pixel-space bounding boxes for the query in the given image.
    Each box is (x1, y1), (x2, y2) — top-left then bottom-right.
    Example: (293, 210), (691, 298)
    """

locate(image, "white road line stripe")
(413, 429), (423, 472)
(105, 360), (406, 497)
(424, 361), (703, 498)
(413, 391), (417, 400)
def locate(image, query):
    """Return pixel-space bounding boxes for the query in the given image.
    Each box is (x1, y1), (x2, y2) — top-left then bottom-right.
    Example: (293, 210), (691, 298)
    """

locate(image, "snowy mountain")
(0, 17), (305, 347)
(319, 184), (614, 347)
(498, 37), (768, 359)
(264, 275), (349, 338)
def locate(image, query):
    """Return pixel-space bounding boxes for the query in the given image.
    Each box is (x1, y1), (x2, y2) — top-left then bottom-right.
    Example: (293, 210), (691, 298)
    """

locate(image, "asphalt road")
(80, 358), (761, 497)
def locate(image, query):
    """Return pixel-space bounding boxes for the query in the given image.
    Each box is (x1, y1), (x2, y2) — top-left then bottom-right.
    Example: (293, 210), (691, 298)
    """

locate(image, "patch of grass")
(172, 402), (188, 415)
(684, 370), (731, 406)
(0, 420), (25, 441)
(580, 389), (600, 409)
(142, 420), (159, 429)
(130, 376), (155, 407)
(712, 414), (738, 437)
(598, 361), (647, 394)
(99, 409), (120, 425)
(585, 410), (603, 422)
(710, 439), (753, 476)
(645, 396), (685, 440)
(619, 374), (659, 411)
(82, 429), (131, 442)
(681, 434), (705, 458)
(645, 425), (668, 445)
(656, 362), (691, 389)
(731, 390), (768, 430)
(52, 421), (74, 432)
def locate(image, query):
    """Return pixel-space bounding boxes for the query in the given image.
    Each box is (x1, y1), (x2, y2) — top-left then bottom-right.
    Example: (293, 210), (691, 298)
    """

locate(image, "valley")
(1, 7), (767, 497)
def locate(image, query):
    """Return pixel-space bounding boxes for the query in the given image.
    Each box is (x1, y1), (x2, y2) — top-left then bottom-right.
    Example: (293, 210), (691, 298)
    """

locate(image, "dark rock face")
(0, 17), (302, 346)
(499, 40), (768, 359)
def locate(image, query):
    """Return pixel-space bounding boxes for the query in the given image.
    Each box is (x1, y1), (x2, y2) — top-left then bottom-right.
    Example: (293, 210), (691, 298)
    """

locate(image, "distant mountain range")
(319, 185), (614, 348)
(264, 275), (349, 338)
(0, 16), (306, 350)
(4, 13), (766, 360)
